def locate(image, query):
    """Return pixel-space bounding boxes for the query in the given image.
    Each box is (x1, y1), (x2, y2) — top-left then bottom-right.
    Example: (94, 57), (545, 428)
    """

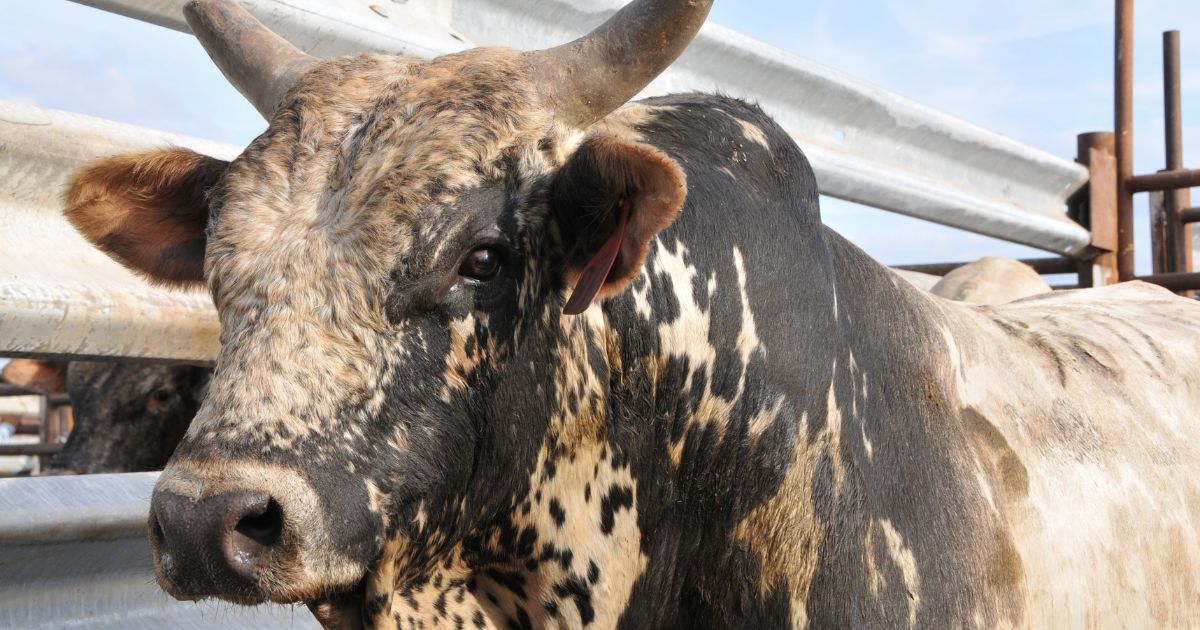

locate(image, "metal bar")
(1076, 132), (1119, 287)
(13, 418), (42, 435)
(0, 384), (39, 397)
(1150, 185), (1170, 273)
(0, 473), (152, 544)
(1115, 0), (1136, 280)
(1127, 169), (1200, 193)
(0, 473), (317, 628)
(894, 257), (1078, 277)
(70, 0), (1092, 255)
(1181, 207), (1200, 223)
(0, 389), (67, 404)
(1162, 30), (1191, 274)
(35, 392), (48, 474)
(1135, 271), (1200, 291)
(0, 101), (226, 363)
(0, 442), (62, 457)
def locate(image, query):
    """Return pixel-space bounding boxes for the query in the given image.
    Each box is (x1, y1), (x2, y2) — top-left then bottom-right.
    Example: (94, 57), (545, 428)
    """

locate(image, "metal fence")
(0, 101), (228, 364)
(0, 473), (315, 629)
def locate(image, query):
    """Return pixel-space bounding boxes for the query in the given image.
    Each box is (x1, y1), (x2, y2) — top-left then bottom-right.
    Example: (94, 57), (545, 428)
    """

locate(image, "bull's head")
(65, 0), (709, 625)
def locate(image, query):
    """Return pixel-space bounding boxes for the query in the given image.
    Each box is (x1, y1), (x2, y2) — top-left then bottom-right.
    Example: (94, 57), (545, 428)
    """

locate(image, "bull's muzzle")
(147, 460), (376, 604)
(150, 486), (284, 599)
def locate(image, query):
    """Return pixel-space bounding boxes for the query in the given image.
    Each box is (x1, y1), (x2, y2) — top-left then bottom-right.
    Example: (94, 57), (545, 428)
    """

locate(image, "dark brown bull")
(2, 359), (207, 474)
(50, 362), (210, 474)
(63, 0), (1200, 628)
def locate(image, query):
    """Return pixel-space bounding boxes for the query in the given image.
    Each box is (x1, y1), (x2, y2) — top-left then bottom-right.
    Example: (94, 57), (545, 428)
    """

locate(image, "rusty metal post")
(1077, 132), (1120, 287)
(1149, 185), (1169, 273)
(34, 393), (48, 474)
(1163, 30), (1192, 276)
(1115, 0), (1136, 280)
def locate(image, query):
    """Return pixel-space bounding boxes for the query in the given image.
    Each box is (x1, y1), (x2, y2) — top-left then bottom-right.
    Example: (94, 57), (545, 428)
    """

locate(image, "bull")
(51, 362), (211, 474)
(1, 359), (209, 474)
(929, 257), (1052, 305)
(64, 0), (1200, 627)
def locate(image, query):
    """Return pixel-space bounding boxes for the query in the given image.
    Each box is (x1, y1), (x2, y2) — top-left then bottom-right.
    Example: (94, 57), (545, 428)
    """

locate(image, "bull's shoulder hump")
(602, 93), (785, 152)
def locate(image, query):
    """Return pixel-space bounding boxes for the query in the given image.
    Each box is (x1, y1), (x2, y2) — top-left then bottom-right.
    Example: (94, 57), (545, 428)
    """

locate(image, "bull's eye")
(460, 247), (502, 281)
(147, 388), (173, 411)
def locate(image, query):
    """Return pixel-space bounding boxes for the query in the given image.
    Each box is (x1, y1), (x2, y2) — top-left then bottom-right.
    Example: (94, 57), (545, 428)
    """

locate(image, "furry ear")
(551, 136), (686, 314)
(65, 148), (229, 286)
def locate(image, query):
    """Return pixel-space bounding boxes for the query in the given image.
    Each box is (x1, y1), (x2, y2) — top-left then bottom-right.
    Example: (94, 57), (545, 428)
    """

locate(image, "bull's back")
(945, 282), (1200, 627)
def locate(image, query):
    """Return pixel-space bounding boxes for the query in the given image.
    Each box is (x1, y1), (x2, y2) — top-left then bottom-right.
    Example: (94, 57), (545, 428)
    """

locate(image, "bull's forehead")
(190, 50), (578, 446)
(206, 48), (567, 312)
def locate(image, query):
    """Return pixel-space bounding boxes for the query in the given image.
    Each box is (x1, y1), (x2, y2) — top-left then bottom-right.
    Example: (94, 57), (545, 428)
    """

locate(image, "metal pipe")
(1163, 30), (1191, 275)
(1149, 183), (1169, 273)
(1135, 271), (1200, 291)
(0, 443), (63, 457)
(1127, 168), (1200, 192)
(1164, 32), (1185, 170)
(0, 384), (39, 397)
(34, 394), (47, 475)
(892, 257), (1079, 277)
(1181, 207), (1200, 223)
(1115, 0), (1136, 280)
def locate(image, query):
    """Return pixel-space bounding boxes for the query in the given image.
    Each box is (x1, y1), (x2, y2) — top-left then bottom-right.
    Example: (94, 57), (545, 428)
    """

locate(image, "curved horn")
(528, 0), (713, 127)
(183, 0), (318, 118)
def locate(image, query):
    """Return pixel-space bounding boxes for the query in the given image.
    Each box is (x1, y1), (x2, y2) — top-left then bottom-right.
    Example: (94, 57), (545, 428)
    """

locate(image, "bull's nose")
(150, 488), (284, 598)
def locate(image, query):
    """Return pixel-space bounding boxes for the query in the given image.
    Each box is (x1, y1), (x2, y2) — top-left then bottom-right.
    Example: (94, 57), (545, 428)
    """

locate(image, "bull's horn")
(527, 0), (713, 127)
(183, 0), (318, 118)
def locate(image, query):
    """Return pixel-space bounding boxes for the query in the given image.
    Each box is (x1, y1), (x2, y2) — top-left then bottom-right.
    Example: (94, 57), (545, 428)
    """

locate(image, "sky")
(1, 0), (1197, 274)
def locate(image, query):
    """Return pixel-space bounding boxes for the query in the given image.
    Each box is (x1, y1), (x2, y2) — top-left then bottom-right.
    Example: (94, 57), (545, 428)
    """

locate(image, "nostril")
(234, 499), (283, 547)
(152, 488), (283, 596)
(227, 499), (283, 576)
(151, 513), (166, 548)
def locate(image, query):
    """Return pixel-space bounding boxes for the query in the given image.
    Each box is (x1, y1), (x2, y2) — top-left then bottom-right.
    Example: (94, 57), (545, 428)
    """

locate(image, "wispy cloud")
(880, 0), (1110, 61)
(0, 0), (262, 145)
(0, 44), (173, 122)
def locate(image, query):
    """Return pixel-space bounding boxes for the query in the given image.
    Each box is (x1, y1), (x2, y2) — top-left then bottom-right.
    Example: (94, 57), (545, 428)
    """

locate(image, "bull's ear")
(552, 136), (686, 315)
(64, 148), (228, 287)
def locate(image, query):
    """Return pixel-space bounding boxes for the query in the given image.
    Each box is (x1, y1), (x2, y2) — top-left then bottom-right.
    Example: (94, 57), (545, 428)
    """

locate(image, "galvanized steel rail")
(73, 0), (1093, 255)
(0, 473), (318, 628)
(0, 101), (226, 364)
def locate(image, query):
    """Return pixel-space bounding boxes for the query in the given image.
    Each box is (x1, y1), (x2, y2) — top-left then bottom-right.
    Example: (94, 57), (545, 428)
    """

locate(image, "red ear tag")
(563, 200), (631, 316)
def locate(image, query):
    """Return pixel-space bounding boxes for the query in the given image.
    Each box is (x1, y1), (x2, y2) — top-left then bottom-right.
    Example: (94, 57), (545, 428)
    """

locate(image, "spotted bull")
(63, 0), (1200, 627)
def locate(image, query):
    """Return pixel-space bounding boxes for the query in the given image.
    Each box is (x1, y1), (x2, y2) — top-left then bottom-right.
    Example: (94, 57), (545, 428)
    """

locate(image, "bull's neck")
(582, 225), (946, 625)
(354, 227), (939, 628)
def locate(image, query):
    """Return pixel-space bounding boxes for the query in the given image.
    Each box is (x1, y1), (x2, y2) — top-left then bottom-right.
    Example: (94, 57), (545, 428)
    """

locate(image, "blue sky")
(2, 0), (1197, 272)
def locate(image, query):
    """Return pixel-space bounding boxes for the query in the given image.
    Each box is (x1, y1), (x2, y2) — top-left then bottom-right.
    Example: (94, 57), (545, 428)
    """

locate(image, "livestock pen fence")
(895, 0), (1200, 292)
(0, 0), (1193, 627)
